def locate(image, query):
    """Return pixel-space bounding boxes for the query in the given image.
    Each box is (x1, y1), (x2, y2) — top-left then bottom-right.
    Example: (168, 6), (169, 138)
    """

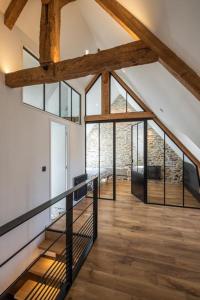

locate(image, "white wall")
(0, 13), (85, 294)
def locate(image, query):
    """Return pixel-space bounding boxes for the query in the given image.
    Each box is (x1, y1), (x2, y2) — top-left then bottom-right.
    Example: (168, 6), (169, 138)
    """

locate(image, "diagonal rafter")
(95, 0), (200, 102)
(4, 0), (29, 29)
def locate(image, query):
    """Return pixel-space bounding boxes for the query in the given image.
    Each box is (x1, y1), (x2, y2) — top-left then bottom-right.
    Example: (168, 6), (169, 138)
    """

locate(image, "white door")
(50, 121), (67, 219)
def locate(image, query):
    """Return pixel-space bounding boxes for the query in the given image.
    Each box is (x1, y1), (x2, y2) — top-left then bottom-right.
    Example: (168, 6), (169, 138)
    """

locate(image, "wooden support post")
(101, 71), (110, 114)
(40, 0), (61, 65)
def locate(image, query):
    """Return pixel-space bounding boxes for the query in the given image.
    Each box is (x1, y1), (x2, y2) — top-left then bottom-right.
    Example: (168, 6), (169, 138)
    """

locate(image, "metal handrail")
(0, 177), (96, 237)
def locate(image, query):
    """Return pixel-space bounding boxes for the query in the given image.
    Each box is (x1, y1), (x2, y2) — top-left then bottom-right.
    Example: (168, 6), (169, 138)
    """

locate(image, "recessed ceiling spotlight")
(85, 49), (90, 55)
(122, 69), (126, 73)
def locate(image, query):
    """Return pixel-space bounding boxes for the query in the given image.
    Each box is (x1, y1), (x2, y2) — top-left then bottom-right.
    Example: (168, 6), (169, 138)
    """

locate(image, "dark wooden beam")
(95, 0), (200, 102)
(85, 111), (155, 122)
(40, 0), (61, 65)
(4, 0), (29, 29)
(102, 71), (110, 114)
(5, 41), (158, 88)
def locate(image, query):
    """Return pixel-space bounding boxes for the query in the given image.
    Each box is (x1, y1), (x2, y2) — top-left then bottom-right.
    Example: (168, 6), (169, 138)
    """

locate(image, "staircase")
(0, 177), (98, 300)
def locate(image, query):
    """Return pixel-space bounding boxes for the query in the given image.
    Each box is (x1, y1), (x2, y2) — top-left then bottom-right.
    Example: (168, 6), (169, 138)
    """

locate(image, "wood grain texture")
(39, 0), (61, 65)
(95, 0), (200, 102)
(5, 41), (158, 87)
(101, 71), (110, 114)
(85, 111), (154, 122)
(4, 0), (29, 29)
(66, 183), (200, 300)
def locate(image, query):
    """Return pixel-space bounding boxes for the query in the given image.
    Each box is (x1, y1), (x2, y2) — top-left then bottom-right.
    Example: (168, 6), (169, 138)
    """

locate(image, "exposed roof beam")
(5, 41), (158, 88)
(85, 112), (155, 122)
(95, 0), (200, 102)
(4, 0), (29, 29)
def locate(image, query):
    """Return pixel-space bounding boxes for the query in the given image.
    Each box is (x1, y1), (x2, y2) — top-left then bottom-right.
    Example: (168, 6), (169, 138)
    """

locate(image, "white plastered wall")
(0, 13), (85, 293)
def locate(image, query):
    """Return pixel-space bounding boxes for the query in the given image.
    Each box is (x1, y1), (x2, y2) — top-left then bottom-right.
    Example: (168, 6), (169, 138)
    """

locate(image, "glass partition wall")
(147, 120), (200, 208)
(86, 119), (200, 207)
(86, 122), (114, 200)
(22, 48), (81, 124)
(85, 72), (200, 207)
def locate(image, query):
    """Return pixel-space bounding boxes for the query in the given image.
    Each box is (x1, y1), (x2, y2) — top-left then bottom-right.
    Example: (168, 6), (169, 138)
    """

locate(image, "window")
(22, 48), (44, 109)
(61, 82), (71, 120)
(72, 90), (81, 124)
(110, 75), (143, 113)
(86, 76), (102, 116)
(110, 76), (126, 113)
(22, 48), (81, 124)
(45, 83), (60, 116)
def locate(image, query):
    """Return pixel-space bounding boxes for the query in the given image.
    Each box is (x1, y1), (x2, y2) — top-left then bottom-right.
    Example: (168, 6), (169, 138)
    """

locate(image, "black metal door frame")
(85, 119), (148, 202)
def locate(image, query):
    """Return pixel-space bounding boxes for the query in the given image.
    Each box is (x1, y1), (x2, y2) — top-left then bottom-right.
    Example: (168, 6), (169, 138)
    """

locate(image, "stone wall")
(86, 95), (183, 183)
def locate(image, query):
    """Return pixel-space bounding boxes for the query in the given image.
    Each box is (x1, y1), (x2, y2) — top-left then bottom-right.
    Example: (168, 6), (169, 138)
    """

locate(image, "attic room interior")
(0, 0), (200, 299)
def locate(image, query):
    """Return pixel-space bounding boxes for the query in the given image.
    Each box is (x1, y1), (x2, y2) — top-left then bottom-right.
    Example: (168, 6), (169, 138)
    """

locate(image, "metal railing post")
(66, 193), (73, 286)
(93, 177), (98, 242)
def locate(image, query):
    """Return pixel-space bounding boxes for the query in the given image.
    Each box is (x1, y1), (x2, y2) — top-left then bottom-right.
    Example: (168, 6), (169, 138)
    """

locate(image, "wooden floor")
(66, 182), (200, 300)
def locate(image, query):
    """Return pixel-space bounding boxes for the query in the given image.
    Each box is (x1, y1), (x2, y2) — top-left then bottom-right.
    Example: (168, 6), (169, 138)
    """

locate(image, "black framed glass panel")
(116, 122), (134, 200)
(131, 122), (146, 202)
(165, 136), (183, 206)
(61, 82), (71, 120)
(86, 123), (99, 197)
(147, 120), (164, 204)
(184, 156), (200, 208)
(86, 76), (102, 116)
(127, 94), (143, 112)
(110, 75), (126, 113)
(72, 90), (81, 124)
(45, 83), (60, 116)
(22, 48), (81, 124)
(99, 123), (114, 200)
(22, 48), (44, 109)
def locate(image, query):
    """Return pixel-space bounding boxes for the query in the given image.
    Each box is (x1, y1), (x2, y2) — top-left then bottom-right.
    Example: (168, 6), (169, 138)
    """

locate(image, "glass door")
(131, 122), (146, 202)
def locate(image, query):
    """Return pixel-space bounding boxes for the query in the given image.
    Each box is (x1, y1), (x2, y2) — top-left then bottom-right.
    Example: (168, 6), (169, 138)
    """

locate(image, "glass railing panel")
(72, 90), (80, 124)
(61, 82), (71, 121)
(45, 83), (60, 116)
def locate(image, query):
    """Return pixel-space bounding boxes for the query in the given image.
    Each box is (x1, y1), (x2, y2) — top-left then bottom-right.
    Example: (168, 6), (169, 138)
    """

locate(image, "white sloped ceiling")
(1, 0), (200, 159)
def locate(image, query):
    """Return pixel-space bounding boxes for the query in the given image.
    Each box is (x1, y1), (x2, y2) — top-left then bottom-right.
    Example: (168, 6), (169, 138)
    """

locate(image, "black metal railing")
(0, 177), (98, 300)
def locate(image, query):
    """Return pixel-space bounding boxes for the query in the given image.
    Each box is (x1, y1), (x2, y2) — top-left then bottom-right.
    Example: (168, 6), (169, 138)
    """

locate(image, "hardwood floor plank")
(66, 182), (200, 300)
